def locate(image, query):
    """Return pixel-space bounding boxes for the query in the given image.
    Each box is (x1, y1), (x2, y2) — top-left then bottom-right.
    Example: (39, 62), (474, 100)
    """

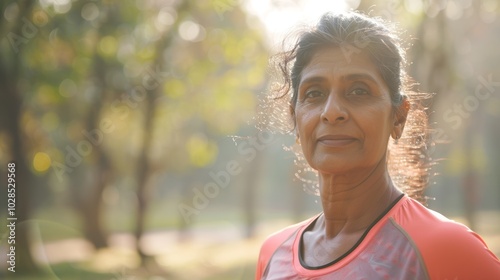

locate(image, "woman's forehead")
(300, 48), (384, 84)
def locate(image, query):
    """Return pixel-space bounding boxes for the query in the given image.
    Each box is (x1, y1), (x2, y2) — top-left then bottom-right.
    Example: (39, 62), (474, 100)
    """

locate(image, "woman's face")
(294, 47), (403, 175)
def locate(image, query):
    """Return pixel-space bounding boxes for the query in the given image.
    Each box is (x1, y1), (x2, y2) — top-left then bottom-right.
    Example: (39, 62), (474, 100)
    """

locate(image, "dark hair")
(267, 11), (433, 202)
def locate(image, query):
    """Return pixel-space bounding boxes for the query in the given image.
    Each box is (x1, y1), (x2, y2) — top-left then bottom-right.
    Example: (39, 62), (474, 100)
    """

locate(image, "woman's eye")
(305, 90), (323, 99)
(349, 88), (369, 96)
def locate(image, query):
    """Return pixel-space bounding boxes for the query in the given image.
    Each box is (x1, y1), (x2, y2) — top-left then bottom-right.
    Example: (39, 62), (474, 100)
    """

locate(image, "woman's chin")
(312, 161), (354, 175)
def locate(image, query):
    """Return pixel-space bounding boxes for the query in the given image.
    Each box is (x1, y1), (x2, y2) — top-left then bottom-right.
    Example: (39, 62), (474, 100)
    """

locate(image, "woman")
(255, 11), (500, 279)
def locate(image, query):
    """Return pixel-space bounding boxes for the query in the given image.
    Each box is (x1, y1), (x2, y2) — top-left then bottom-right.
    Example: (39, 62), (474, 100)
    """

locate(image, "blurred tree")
(1, 0), (269, 272)
(0, 0), (39, 273)
(76, 1), (115, 250)
(37, 0), (123, 250)
(242, 151), (261, 238)
(409, 2), (476, 229)
(133, 0), (190, 263)
(141, 0), (268, 242)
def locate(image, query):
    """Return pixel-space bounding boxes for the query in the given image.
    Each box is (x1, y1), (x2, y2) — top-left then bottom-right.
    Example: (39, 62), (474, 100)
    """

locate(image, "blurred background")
(0, 0), (499, 279)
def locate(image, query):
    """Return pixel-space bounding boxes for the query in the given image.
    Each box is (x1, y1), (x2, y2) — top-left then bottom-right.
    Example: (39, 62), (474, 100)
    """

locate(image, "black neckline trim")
(298, 193), (405, 270)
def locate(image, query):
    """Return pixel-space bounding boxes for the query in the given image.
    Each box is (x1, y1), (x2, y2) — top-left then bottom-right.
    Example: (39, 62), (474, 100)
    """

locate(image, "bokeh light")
(81, 2), (100, 22)
(33, 152), (52, 173)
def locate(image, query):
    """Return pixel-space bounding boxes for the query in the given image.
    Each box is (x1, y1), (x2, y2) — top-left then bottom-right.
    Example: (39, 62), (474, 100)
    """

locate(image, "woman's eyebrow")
(342, 73), (378, 83)
(300, 73), (378, 86)
(299, 76), (327, 86)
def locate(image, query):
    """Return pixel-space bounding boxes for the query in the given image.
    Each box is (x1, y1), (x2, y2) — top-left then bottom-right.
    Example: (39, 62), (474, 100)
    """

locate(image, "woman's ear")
(392, 98), (410, 139)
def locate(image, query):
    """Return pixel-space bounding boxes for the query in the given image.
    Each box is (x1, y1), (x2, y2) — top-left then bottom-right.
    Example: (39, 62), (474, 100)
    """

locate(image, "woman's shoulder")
(393, 196), (500, 278)
(255, 214), (320, 277)
(395, 196), (473, 234)
(395, 196), (483, 244)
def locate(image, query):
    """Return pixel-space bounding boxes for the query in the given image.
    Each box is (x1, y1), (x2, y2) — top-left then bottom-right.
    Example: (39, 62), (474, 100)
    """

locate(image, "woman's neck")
(317, 158), (402, 239)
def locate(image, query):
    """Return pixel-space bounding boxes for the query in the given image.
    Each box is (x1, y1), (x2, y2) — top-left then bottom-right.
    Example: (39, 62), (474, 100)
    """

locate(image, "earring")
(296, 135), (300, 145)
(391, 132), (399, 145)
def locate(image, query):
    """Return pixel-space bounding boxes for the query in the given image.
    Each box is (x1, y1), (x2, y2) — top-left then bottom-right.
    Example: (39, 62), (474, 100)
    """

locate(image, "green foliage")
(0, 1), (270, 271)
(1, 0), (268, 176)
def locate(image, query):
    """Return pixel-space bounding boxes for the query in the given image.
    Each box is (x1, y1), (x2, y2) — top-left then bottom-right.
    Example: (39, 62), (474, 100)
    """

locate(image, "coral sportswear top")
(256, 195), (500, 279)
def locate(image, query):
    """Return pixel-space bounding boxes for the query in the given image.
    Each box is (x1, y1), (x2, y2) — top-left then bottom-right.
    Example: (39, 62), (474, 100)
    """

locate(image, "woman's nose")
(321, 93), (348, 124)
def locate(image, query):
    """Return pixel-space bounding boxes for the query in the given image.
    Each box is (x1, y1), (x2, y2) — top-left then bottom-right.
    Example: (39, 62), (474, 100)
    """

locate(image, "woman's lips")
(317, 135), (357, 147)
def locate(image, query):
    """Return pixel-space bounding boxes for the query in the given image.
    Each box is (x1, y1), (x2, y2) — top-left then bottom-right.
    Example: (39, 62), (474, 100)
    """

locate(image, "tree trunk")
(80, 151), (111, 249)
(72, 25), (113, 249)
(463, 117), (479, 230)
(134, 90), (155, 262)
(242, 146), (263, 238)
(133, 0), (190, 264)
(3, 84), (39, 273)
(0, 0), (39, 273)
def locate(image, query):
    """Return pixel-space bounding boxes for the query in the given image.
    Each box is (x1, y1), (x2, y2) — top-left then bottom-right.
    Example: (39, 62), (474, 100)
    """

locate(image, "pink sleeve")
(421, 223), (500, 279)
(396, 198), (500, 279)
(255, 218), (315, 279)
(255, 226), (298, 280)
